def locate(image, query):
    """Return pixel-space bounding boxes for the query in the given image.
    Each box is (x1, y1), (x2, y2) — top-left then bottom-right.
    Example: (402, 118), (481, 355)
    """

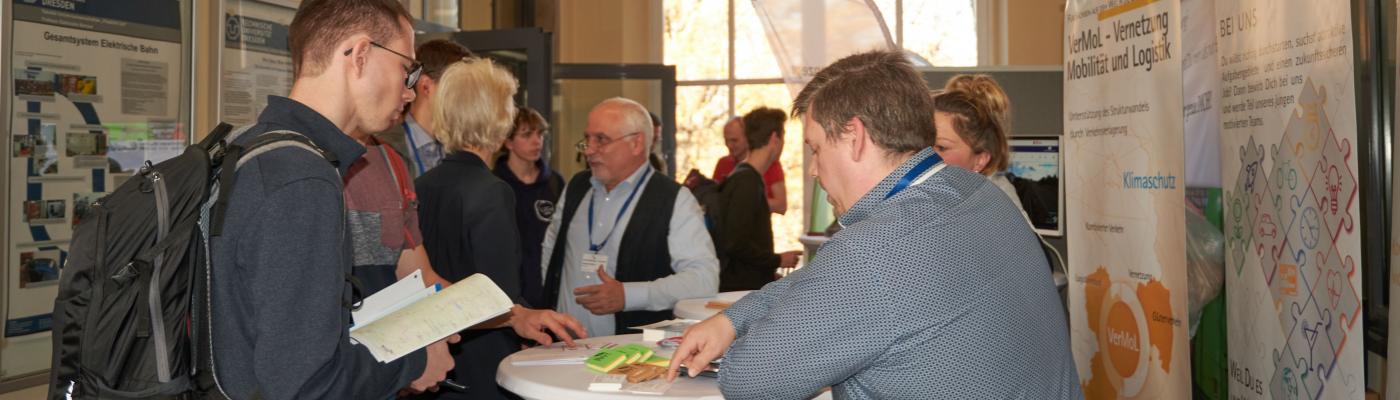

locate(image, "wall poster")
(220, 0), (295, 126)
(3, 0), (191, 380)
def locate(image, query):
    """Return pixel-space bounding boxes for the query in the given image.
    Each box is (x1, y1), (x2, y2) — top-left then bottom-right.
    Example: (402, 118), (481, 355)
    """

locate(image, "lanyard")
(402, 121), (428, 175)
(587, 167), (652, 252)
(884, 152), (943, 200)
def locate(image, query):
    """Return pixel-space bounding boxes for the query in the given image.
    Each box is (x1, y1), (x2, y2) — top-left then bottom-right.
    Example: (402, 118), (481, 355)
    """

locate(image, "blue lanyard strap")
(884, 152), (943, 200)
(402, 121), (427, 175)
(588, 167), (652, 252)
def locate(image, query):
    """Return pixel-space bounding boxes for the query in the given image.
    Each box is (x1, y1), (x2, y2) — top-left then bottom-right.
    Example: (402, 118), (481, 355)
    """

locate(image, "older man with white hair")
(540, 97), (720, 336)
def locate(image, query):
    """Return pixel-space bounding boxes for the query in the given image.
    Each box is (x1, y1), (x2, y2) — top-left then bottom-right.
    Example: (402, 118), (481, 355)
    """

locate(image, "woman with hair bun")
(931, 74), (1021, 210)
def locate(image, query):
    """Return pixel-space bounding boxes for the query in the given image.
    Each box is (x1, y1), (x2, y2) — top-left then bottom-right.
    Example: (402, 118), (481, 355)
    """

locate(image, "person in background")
(416, 59), (587, 399)
(686, 116), (788, 214)
(541, 97), (720, 337)
(374, 39), (473, 178)
(495, 107), (565, 308)
(647, 111), (670, 177)
(209, 0), (453, 397)
(932, 74), (1021, 211)
(712, 107), (802, 291)
(666, 49), (1079, 399)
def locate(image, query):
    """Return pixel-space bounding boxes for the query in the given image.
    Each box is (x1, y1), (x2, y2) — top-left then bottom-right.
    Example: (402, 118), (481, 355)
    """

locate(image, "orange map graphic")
(1081, 267), (1176, 399)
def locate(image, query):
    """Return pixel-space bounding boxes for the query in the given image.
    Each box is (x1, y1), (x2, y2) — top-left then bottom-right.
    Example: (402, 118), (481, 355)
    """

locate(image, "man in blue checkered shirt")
(667, 50), (1081, 399)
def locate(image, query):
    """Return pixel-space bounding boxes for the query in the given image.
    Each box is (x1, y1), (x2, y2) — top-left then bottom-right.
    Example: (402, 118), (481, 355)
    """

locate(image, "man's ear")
(632, 133), (648, 156)
(342, 37), (372, 80)
(416, 75), (435, 98)
(846, 117), (868, 163)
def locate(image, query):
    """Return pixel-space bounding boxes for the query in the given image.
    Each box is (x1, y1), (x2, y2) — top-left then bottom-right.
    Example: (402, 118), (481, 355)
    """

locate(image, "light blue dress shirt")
(540, 164), (719, 336)
(403, 114), (443, 177)
(720, 148), (1082, 399)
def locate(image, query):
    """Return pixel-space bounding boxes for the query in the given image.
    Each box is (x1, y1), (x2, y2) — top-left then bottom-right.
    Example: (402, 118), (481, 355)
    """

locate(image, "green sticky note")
(641, 355), (670, 367)
(618, 344), (655, 362)
(614, 345), (645, 364)
(585, 349), (627, 373)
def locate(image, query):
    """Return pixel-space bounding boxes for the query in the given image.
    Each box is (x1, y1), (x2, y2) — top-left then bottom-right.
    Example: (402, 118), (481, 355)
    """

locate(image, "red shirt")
(713, 155), (784, 198)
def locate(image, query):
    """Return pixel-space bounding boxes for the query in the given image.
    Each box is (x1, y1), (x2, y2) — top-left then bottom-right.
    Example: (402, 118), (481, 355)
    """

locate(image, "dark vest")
(543, 170), (679, 333)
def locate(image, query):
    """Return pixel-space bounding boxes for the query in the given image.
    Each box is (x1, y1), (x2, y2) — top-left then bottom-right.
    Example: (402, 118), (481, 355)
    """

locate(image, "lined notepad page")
(350, 273), (513, 362)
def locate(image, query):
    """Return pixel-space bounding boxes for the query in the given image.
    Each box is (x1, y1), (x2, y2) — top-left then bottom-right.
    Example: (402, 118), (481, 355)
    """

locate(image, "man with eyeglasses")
(540, 97), (720, 337)
(208, 0), (456, 398)
(373, 39), (473, 179)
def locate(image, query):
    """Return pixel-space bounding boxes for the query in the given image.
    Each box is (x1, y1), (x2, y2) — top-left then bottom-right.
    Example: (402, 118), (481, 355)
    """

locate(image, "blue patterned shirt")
(403, 115), (443, 177)
(720, 149), (1081, 399)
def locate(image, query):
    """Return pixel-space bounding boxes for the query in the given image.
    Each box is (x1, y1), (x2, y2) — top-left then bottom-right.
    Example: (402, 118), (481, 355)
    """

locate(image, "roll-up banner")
(1064, 0), (1190, 398)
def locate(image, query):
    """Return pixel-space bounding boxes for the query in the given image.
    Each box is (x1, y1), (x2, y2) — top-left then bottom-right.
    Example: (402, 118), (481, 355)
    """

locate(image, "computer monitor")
(1005, 137), (1063, 237)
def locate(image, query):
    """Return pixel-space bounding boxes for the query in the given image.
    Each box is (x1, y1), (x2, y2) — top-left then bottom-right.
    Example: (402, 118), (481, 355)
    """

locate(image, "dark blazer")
(715, 163), (780, 291)
(414, 151), (521, 400)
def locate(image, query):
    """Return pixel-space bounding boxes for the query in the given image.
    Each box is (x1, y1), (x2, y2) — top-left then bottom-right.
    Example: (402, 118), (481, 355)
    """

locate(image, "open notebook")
(349, 271), (513, 362)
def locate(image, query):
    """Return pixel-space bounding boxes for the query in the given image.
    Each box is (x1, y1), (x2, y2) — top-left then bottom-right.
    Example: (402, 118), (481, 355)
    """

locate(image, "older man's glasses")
(344, 41), (423, 90)
(575, 132), (641, 152)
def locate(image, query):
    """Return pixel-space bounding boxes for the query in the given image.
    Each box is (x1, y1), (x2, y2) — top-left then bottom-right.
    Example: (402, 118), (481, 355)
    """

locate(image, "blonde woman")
(932, 74), (1020, 210)
(415, 58), (586, 399)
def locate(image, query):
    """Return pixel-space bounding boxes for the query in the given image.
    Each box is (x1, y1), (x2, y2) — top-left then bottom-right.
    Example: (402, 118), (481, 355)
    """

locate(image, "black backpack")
(48, 122), (335, 399)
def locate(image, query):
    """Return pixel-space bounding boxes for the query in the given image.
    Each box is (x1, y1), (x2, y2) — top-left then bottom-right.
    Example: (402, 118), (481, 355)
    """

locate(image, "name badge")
(581, 252), (608, 274)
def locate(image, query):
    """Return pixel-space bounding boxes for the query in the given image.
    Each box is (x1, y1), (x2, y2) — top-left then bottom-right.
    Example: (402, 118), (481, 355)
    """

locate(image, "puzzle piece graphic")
(1240, 135), (1267, 197)
(1283, 193), (1324, 265)
(1312, 135), (1357, 243)
(1282, 79), (1327, 179)
(1313, 249), (1361, 348)
(1227, 137), (1266, 275)
(1283, 299), (1329, 399)
(1253, 176), (1287, 283)
(1272, 346), (1305, 400)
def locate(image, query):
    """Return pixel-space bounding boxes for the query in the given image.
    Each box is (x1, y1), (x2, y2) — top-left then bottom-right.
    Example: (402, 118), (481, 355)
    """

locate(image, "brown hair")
(509, 106), (549, 139)
(417, 39), (475, 80)
(944, 74), (1011, 129)
(289, 0), (412, 79)
(932, 90), (1009, 173)
(791, 50), (934, 156)
(742, 107), (787, 150)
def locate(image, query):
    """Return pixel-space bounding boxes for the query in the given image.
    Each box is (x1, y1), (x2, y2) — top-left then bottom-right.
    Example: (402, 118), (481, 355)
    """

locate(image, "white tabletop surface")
(497, 333), (831, 400)
(673, 291), (752, 320)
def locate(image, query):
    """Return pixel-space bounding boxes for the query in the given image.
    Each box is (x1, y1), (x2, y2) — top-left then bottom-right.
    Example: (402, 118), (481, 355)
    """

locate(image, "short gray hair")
(595, 97), (654, 151)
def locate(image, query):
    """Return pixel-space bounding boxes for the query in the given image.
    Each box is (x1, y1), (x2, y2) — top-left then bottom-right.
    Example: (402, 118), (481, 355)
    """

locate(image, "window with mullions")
(664, 0), (977, 252)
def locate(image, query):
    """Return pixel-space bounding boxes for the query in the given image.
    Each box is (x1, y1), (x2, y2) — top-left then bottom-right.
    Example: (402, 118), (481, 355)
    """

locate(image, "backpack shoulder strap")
(376, 141), (415, 206)
(235, 130), (338, 170)
(208, 129), (336, 237)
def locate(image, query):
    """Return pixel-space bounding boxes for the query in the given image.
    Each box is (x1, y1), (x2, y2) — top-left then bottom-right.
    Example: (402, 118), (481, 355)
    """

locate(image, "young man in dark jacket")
(209, 1), (454, 398)
(713, 107), (800, 291)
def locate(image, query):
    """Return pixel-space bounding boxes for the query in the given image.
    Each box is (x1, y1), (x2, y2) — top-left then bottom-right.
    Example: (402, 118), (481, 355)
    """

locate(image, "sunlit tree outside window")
(665, 0), (977, 254)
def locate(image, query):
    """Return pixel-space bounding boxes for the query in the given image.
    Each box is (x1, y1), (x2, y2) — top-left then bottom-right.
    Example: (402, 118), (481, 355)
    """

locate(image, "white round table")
(673, 291), (752, 320)
(497, 334), (832, 399)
